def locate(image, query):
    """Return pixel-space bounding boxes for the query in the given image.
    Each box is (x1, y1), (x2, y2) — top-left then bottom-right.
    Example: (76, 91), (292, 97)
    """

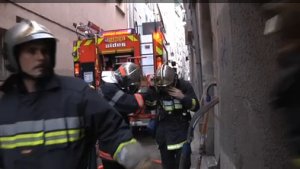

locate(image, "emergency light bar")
(87, 21), (100, 33)
(101, 28), (135, 37)
(73, 22), (86, 32)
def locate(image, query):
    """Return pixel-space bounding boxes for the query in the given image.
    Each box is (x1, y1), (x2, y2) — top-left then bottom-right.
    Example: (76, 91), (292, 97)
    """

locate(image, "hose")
(196, 82), (218, 169)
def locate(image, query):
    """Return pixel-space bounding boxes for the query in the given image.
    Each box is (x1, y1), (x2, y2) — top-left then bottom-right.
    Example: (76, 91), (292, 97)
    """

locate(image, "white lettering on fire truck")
(105, 42), (126, 48)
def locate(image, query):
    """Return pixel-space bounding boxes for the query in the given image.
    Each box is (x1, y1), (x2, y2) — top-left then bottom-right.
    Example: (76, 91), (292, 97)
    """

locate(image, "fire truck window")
(104, 55), (114, 71)
(103, 52), (134, 71)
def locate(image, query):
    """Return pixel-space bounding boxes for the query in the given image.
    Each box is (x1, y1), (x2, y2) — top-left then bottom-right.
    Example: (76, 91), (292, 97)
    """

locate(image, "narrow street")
(1, 2), (197, 169)
(3, 2), (299, 169)
(132, 129), (161, 160)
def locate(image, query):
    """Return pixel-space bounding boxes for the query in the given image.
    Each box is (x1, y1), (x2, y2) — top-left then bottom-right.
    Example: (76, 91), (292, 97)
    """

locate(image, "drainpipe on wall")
(191, 5), (203, 98)
(127, 1), (131, 28)
(188, 45), (194, 83)
(131, 2), (134, 28)
(128, 2), (130, 28)
(197, 3), (215, 156)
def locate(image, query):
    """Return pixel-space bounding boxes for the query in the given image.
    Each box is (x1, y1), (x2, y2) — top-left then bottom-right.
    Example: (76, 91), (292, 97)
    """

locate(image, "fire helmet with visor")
(114, 62), (143, 94)
(155, 64), (177, 92)
(3, 19), (57, 75)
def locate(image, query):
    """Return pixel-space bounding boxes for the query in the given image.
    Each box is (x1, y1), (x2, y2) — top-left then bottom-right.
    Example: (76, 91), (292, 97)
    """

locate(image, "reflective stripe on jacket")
(0, 117), (84, 149)
(0, 75), (134, 169)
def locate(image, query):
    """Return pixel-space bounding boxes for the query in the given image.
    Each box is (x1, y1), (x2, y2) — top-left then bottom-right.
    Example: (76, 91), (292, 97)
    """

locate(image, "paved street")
(132, 129), (161, 160)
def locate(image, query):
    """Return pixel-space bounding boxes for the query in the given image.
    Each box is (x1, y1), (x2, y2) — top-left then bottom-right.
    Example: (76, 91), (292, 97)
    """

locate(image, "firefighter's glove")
(141, 87), (157, 102)
(115, 142), (161, 169)
(168, 87), (185, 100)
(147, 86), (158, 99)
(144, 87), (158, 108)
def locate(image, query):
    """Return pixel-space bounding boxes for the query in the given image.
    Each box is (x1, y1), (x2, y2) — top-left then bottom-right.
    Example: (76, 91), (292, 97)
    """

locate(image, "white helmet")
(3, 20), (57, 73)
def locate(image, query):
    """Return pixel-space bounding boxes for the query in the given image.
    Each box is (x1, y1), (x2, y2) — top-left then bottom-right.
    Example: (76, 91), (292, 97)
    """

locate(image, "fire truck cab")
(72, 21), (168, 128)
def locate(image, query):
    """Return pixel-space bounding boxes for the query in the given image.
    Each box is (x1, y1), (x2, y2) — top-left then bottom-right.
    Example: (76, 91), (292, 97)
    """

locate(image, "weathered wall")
(0, 2), (127, 76)
(210, 3), (291, 169)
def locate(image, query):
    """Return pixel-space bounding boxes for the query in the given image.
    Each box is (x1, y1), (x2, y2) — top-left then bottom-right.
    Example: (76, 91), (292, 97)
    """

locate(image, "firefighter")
(0, 19), (159, 169)
(152, 64), (200, 169)
(100, 62), (156, 125)
(99, 62), (158, 169)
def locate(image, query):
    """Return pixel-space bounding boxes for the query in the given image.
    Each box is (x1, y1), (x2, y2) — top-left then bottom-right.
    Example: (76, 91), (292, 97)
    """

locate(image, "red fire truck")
(72, 21), (168, 127)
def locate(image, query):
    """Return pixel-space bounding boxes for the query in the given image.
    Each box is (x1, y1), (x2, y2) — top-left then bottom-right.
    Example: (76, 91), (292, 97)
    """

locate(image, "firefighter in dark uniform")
(151, 64), (200, 169)
(0, 20), (159, 169)
(100, 62), (149, 125)
(99, 62), (157, 169)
